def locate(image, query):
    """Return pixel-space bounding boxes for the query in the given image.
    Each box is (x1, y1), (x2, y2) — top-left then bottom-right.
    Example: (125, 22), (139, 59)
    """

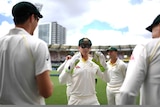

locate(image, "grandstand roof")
(48, 44), (136, 51)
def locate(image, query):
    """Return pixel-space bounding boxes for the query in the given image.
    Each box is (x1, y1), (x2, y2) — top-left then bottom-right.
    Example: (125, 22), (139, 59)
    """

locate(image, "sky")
(1, 0), (160, 46)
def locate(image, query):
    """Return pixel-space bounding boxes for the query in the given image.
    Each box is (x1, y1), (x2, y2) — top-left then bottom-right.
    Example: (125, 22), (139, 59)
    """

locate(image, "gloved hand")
(64, 52), (81, 73)
(92, 51), (107, 72)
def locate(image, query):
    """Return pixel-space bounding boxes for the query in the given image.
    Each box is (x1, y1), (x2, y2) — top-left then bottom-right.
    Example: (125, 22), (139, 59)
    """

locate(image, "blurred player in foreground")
(0, 1), (53, 105)
(59, 37), (110, 105)
(119, 14), (160, 105)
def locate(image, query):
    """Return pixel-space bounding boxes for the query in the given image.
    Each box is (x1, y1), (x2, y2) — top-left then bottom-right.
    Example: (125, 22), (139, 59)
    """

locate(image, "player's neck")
(111, 57), (117, 64)
(81, 55), (89, 61)
(82, 56), (88, 61)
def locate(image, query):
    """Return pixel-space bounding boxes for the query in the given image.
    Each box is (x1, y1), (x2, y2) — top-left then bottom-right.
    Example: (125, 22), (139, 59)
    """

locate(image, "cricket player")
(119, 14), (160, 105)
(59, 38), (110, 105)
(106, 47), (127, 105)
(0, 1), (53, 104)
(57, 54), (73, 101)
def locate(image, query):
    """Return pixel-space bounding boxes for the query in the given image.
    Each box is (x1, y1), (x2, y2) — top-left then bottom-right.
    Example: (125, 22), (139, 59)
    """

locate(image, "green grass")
(46, 70), (139, 105)
(45, 76), (68, 105)
(95, 78), (107, 104)
(45, 71), (67, 105)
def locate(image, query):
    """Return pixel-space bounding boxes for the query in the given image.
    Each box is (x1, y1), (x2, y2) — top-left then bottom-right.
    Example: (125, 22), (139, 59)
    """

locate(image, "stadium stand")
(48, 44), (136, 69)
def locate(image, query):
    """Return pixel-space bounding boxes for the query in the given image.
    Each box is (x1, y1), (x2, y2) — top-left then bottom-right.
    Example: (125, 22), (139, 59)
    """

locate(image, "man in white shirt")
(119, 14), (160, 105)
(0, 1), (53, 105)
(59, 38), (110, 105)
(106, 47), (127, 105)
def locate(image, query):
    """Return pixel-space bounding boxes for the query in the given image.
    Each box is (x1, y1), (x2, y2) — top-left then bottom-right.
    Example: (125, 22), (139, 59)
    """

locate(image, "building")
(38, 22), (66, 44)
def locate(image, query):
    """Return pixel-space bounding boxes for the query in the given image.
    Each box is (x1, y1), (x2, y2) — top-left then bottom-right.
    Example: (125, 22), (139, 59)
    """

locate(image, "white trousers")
(106, 86), (120, 105)
(68, 94), (100, 105)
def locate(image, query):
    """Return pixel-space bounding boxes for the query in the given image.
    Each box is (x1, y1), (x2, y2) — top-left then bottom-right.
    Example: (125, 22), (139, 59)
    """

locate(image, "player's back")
(0, 29), (45, 105)
(139, 38), (160, 104)
(120, 38), (160, 105)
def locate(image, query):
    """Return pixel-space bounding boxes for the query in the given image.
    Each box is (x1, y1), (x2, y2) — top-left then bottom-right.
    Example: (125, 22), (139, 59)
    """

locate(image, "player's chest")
(108, 64), (120, 73)
(73, 62), (96, 75)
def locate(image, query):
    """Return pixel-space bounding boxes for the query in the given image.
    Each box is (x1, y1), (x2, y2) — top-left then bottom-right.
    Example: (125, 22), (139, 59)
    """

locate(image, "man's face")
(79, 44), (91, 57)
(108, 50), (117, 59)
(152, 24), (160, 38)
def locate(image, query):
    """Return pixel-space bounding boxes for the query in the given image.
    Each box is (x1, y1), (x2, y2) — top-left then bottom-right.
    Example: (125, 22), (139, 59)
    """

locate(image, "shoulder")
(134, 38), (160, 51)
(27, 36), (48, 48)
(131, 42), (150, 60)
(90, 60), (99, 68)
(132, 43), (148, 55)
(118, 59), (127, 66)
(28, 35), (46, 43)
(145, 38), (160, 49)
(132, 38), (160, 58)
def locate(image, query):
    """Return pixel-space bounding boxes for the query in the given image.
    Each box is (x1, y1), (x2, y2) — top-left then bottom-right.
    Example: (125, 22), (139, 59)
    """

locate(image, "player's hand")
(66, 55), (72, 60)
(64, 52), (81, 73)
(92, 51), (107, 72)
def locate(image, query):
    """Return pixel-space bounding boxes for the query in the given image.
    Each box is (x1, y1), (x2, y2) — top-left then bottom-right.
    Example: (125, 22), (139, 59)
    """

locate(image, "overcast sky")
(1, 0), (160, 46)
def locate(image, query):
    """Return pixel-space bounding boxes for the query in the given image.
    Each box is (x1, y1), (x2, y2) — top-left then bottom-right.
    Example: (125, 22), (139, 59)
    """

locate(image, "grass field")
(45, 70), (139, 105)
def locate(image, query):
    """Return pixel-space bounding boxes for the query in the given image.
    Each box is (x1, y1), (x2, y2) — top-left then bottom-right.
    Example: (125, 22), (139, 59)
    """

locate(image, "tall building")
(38, 22), (66, 44)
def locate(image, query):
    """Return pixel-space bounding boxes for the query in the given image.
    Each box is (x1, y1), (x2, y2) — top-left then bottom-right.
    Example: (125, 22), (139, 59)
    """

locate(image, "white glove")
(92, 51), (107, 72)
(65, 52), (81, 73)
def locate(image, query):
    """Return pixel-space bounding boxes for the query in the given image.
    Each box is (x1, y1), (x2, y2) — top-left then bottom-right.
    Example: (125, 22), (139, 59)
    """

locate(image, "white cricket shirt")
(107, 58), (127, 93)
(0, 27), (52, 105)
(120, 38), (160, 105)
(59, 56), (108, 96)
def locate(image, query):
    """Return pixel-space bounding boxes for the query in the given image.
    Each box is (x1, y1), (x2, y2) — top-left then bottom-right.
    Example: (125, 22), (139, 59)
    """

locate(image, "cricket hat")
(146, 14), (160, 32)
(107, 46), (118, 52)
(78, 38), (92, 47)
(12, 1), (43, 18)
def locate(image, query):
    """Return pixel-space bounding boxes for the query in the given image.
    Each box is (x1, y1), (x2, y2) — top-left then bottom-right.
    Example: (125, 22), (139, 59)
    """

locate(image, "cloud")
(0, 0), (156, 46)
(0, 1), (13, 16)
(66, 28), (151, 46)
(0, 21), (14, 36)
